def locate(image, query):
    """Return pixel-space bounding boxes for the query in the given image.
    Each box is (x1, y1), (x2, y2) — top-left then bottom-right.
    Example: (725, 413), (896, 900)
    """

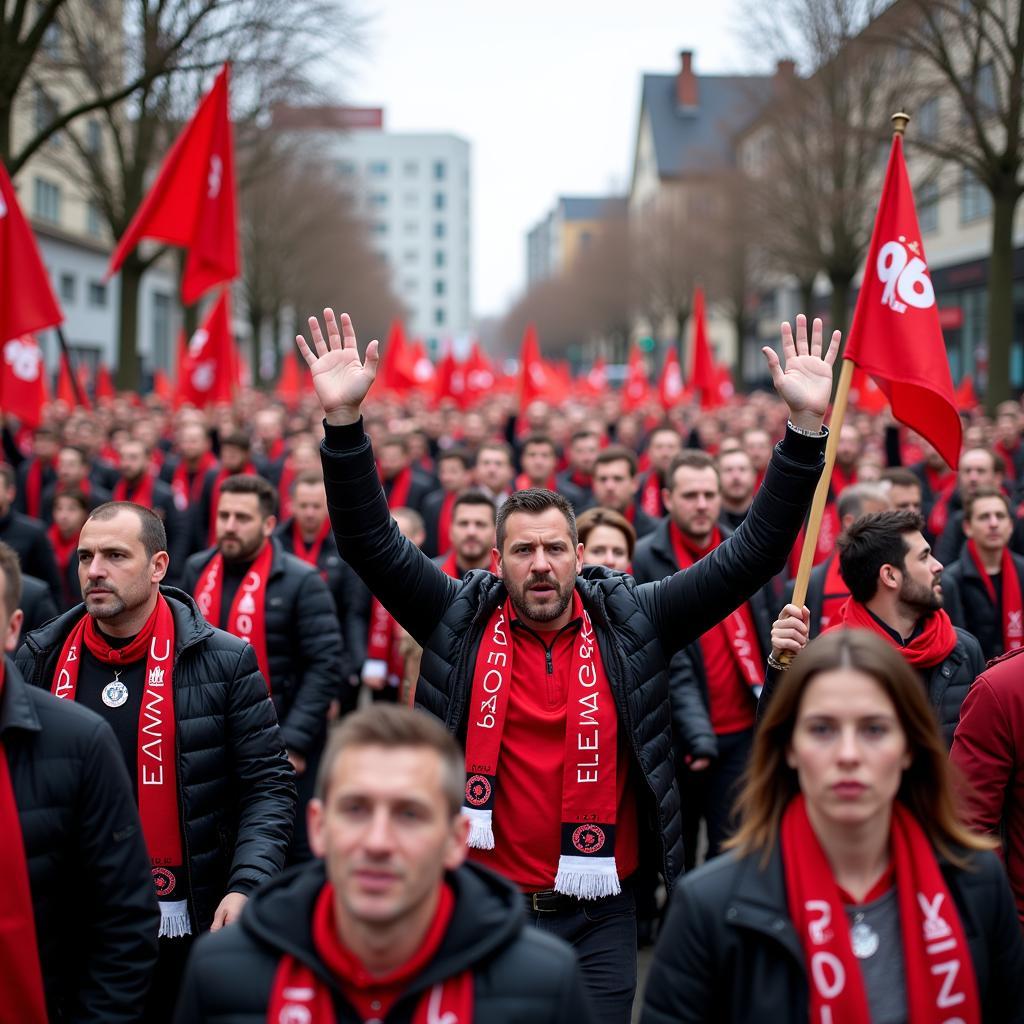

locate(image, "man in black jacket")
(0, 541), (160, 1021)
(17, 501), (296, 1024)
(943, 487), (1024, 660)
(0, 462), (63, 603)
(591, 446), (659, 540)
(183, 474), (341, 862)
(38, 445), (112, 523)
(174, 704), (590, 1023)
(420, 447), (474, 557)
(295, 308), (837, 1022)
(432, 490), (497, 578)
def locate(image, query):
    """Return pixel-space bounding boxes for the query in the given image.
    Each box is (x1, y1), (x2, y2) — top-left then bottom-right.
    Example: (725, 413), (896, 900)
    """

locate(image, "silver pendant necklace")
(850, 912), (880, 959)
(101, 670), (128, 708)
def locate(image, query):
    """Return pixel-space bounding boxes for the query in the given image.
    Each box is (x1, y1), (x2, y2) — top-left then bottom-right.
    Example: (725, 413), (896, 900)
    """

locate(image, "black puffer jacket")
(0, 507), (63, 603)
(183, 538), (342, 755)
(642, 840), (1024, 1023)
(16, 587), (296, 932)
(173, 859), (590, 1023)
(2, 656), (160, 1021)
(943, 545), (1024, 661)
(320, 421), (825, 887)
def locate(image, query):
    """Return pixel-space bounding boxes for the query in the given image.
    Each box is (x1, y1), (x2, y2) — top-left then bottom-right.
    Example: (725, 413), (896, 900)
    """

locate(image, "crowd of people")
(5, 309), (1024, 1022)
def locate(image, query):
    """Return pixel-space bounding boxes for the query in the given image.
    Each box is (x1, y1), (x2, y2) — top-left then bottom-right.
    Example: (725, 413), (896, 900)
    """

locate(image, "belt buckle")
(530, 890), (557, 913)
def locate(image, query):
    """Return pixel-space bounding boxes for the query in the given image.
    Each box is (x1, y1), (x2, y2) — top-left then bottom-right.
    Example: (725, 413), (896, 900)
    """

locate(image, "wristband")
(786, 419), (827, 438)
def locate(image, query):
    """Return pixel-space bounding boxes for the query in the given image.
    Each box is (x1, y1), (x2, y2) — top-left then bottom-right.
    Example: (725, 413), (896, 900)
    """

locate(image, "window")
(369, 192), (389, 207)
(152, 292), (171, 369)
(60, 273), (76, 303)
(403, 191), (418, 207)
(434, 250), (446, 268)
(434, 308), (445, 326)
(434, 279), (446, 296)
(371, 221), (388, 235)
(403, 160), (419, 177)
(403, 278), (418, 293)
(34, 87), (59, 141)
(918, 179), (939, 234)
(87, 281), (107, 307)
(433, 191), (446, 210)
(86, 202), (104, 237)
(433, 222), (445, 239)
(403, 249), (418, 263)
(917, 97), (939, 140)
(403, 221), (418, 235)
(960, 168), (991, 223)
(367, 160), (389, 177)
(33, 178), (60, 222)
(433, 160), (446, 180)
(976, 61), (997, 114)
(336, 160), (355, 176)
(86, 118), (102, 155)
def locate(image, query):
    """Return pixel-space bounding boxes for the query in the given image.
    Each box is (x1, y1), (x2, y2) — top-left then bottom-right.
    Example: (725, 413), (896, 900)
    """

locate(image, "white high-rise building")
(274, 106), (471, 348)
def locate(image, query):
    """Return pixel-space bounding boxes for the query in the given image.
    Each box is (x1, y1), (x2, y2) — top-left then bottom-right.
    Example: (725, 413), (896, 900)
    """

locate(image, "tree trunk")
(248, 303), (264, 389)
(985, 187), (1019, 413)
(0, 98), (11, 166)
(116, 253), (144, 390)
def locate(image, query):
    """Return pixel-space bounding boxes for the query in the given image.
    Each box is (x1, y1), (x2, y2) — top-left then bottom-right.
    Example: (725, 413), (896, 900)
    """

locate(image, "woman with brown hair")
(576, 507), (636, 574)
(641, 629), (1024, 1023)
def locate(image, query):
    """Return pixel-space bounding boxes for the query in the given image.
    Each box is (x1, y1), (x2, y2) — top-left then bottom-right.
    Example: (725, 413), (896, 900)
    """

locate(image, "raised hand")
(295, 309), (379, 425)
(761, 315), (840, 432)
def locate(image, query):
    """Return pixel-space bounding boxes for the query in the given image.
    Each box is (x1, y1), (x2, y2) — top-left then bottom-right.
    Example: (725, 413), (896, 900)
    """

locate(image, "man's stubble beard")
(506, 574), (574, 623)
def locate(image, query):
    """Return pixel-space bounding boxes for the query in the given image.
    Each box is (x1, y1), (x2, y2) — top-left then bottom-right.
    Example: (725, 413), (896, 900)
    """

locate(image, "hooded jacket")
(173, 860), (591, 1023)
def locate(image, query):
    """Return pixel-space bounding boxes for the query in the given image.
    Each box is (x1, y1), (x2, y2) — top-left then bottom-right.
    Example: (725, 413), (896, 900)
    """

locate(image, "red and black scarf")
(670, 524), (762, 686)
(268, 883), (472, 1024)
(365, 597), (403, 687)
(292, 517), (331, 569)
(0, 658), (49, 1022)
(966, 538), (1024, 653)
(194, 542), (273, 688)
(639, 471), (662, 518)
(439, 551), (498, 579)
(113, 472), (156, 508)
(383, 466), (412, 510)
(463, 591), (620, 898)
(170, 451), (216, 512)
(50, 597), (189, 937)
(829, 598), (958, 668)
(47, 522), (80, 581)
(782, 794), (979, 1024)
(927, 476), (959, 538)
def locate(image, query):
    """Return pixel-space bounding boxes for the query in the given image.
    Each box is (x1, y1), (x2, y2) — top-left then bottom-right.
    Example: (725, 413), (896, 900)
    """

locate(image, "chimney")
(676, 50), (698, 110)
(774, 58), (796, 81)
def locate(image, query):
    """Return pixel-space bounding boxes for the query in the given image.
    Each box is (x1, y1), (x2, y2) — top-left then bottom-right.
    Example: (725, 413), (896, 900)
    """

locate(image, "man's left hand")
(210, 891), (248, 931)
(761, 314), (841, 432)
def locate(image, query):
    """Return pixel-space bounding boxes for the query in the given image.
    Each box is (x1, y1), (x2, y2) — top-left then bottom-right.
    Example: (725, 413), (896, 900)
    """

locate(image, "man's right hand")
(295, 309), (379, 426)
(771, 603), (810, 661)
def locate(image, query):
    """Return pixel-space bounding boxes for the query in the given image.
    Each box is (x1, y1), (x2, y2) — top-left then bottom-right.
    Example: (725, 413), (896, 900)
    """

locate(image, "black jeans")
(681, 726), (754, 870)
(144, 935), (195, 1024)
(526, 886), (637, 1024)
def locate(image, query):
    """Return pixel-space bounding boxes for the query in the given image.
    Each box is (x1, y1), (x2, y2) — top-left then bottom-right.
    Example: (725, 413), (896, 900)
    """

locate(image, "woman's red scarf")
(50, 596), (189, 937)
(113, 472), (156, 508)
(170, 451), (216, 511)
(292, 518), (331, 568)
(268, 883), (472, 1024)
(670, 523), (763, 685)
(0, 658), (49, 1023)
(782, 794), (979, 1024)
(462, 591), (620, 898)
(830, 598), (958, 668)
(194, 542), (273, 688)
(966, 538), (1024, 653)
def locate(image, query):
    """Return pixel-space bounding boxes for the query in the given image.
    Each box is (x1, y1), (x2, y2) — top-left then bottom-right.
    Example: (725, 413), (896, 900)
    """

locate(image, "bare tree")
(882, 0), (1024, 410)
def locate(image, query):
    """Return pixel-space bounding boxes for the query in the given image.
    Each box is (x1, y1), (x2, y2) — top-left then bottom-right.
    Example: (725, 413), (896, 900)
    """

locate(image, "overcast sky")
(343, 1), (750, 321)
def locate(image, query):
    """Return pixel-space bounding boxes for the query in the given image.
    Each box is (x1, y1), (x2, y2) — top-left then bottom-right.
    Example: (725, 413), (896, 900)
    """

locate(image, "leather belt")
(524, 889), (581, 914)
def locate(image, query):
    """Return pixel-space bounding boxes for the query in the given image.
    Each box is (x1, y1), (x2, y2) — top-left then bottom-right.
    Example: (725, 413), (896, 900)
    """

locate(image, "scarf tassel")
(464, 808), (495, 850)
(554, 855), (621, 899)
(158, 899), (191, 939)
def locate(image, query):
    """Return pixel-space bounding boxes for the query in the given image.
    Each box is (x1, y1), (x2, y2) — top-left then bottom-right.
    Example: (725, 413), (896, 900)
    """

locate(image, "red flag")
(688, 286), (720, 409)
(95, 363), (115, 401)
(377, 320), (411, 395)
(108, 65), (238, 304)
(176, 289), (236, 407)
(0, 334), (48, 427)
(399, 339), (436, 394)
(849, 365), (889, 413)
(153, 368), (172, 402)
(844, 133), (961, 468)
(0, 161), (63, 340)
(714, 363), (735, 405)
(658, 346), (684, 411)
(433, 346), (462, 406)
(954, 375), (979, 412)
(463, 342), (495, 408)
(622, 343), (652, 412)
(276, 350), (302, 407)
(57, 351), (90, 409)
(583, 357), (609, 399)
(518, 324), (553, 407)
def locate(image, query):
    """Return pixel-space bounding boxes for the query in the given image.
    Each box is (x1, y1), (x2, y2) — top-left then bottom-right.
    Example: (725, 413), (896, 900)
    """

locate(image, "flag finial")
(891, 111), (911, 136)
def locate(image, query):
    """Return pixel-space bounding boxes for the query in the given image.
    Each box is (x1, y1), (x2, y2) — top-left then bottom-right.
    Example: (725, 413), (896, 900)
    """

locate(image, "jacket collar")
(0, 656), (40, 736)
(647, 518), (676, 565)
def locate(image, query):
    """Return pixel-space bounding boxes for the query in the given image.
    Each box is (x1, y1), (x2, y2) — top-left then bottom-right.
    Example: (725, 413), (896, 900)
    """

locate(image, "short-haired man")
(633, 451), (774, 869)
(517, 434), (559, 492)
(740, 427), (773, 489)
(49, 490), (89, 609)
(0, 462), (63, 603)
(296, 309), (835, 1019)
(942, 488), (1024, 661)
(994, 399), (1024, 485)
(185, 475), (342, 861)
(636, 426), (682, 519)
(39, 445), (111, 524)
(556, 430), (600, 512)
(17, 501), (296, 1023)
(198, 431), (257, 549)
(420, 448), (474, 557)
(15, 425), (59, 519)
(474, 442), (515, 508)
(173, 704), (591, 1022)
(0, 540), (160, 1019)
(767, 509), (983, 747)
(786, 482), (891, 635)
(716, 448), (757, 530)
(377, 434), (433, 513)
(880, 466), (924, 517)
(592, 446), (658, 539)
(167, 421), (216, 520)
(434, 491), (497, 579)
